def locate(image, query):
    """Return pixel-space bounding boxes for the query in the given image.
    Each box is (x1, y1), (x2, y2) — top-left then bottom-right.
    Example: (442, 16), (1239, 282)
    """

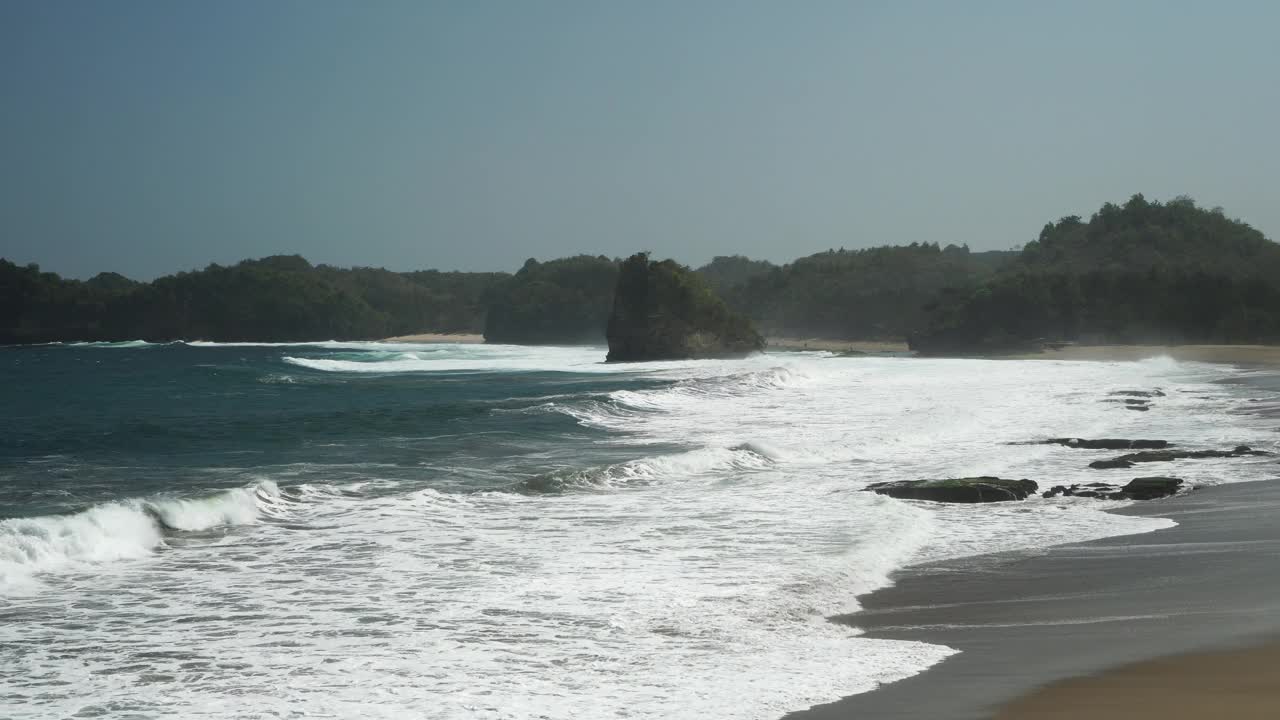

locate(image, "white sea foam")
(3, 347), (1277, 719)
(67, 339), (161, 348)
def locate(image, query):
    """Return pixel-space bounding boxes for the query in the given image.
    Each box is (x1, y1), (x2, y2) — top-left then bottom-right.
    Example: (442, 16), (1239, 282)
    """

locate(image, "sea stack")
(605, 252), (765, 362)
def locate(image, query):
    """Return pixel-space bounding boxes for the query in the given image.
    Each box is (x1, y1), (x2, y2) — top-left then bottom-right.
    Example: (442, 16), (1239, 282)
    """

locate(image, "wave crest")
(1, 481), (287, 589)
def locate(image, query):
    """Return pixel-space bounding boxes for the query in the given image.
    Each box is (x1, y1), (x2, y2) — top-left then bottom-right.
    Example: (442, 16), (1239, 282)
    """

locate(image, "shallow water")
(2, 342), (1276, 719)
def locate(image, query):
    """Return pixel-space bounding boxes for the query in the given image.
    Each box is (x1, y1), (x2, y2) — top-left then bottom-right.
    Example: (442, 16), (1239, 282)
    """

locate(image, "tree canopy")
(0, 256), (506, 344)
(483, 255), (619, 344)
(711, 244), (1014, 340)
(910, 195), (1280, 353)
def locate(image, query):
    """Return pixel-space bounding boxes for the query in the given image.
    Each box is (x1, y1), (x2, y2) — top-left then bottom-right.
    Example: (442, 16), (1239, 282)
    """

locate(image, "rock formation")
(605, 253), (765, 362)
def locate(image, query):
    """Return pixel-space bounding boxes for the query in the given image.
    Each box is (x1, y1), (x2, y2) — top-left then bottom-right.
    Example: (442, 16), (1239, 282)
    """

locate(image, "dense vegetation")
(0, 256), (505, 343)
(709, 245), (1014, 340)
(6, 195), (1279, 350)
(606, 253), (764, 361)
(910, 195), (1280, 353)
(483, 255), (619, 344)
(695, 255), (777, 293)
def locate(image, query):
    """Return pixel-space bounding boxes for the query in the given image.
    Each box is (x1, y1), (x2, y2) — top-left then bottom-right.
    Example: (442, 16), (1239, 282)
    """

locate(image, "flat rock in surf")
(1089, 445), (1271, 470)
(865, 477), (1038, 503)
(1025, 438), (1170, 450)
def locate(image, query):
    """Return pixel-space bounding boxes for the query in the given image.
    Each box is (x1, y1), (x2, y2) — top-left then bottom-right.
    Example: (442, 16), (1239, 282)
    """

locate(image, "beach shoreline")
(1002, 343), (1280, 365)
(785, 473), (1280, 720)
(766, 339), (1280, 366)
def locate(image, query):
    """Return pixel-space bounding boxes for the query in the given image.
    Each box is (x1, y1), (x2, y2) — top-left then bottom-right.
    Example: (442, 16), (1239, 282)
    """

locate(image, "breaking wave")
(0, 481), (290, 589)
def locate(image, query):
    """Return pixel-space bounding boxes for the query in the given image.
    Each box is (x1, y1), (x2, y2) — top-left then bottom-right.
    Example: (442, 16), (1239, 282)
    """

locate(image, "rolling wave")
(517, 444), (777, 493)
(0, 480), (290, 590)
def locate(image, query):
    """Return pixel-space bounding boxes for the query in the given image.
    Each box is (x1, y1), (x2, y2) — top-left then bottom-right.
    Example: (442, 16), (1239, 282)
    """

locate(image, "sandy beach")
(380, 332), (485, 344)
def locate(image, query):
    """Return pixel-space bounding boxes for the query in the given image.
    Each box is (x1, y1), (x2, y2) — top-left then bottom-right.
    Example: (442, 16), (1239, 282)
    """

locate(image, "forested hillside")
(712, 245), (1014, 340)
(910, 195), (1280, 354)
(483, 255), (619, 344)
(7, 195), (1279, 349)
(0, 256), (505, 343)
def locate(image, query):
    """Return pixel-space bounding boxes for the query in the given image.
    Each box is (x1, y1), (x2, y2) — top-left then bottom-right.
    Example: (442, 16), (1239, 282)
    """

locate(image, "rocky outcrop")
(605, 253), (765, 362)
(1089, 445), (1271, 470)
(1027, 438), (1170, 450)
(865, 477), (1038, 503)
(1042, 477), (1184, 500)
(1116, 477), (1183, 500)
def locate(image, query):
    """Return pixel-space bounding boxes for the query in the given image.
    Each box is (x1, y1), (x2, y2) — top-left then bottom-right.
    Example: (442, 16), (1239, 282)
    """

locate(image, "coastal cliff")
(605, 253), (764, 362)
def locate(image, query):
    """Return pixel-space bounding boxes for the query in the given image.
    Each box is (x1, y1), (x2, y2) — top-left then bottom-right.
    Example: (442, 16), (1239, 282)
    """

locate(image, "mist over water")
(2, 343), (1276, 719)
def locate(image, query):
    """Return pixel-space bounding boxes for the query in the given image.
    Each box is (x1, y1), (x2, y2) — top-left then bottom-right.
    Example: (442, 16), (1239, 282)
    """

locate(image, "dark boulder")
(1112, 477), (1184, 501)
(1124, 405), (1151, 412)
(1089, 459), (1136, 470)
(605, 253), (765, 362)
(865, 477), (1038, 503)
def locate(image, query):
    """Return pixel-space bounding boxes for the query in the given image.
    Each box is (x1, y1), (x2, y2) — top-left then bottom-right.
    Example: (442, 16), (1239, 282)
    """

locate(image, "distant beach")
(766, 337), (909, 353)
(380, 332), (485, 344)
(766, 339), (1280, 366)
(1006, 343), (1280, 365)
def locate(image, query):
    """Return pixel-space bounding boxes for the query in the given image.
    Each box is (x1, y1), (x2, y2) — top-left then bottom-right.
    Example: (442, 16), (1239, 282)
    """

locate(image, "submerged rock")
(1109, 390), (1166, 398)
(1090, 446), (1271, 469)
(1124, 405), (1151, 412)
(605, 253), (764, 362)
(1031, 438), (1170, 450)
(865, 477), (1038, 503)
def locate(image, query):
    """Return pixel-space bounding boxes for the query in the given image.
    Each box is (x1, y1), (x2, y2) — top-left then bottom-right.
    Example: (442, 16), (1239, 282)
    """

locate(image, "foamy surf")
(3, 342), (1278, 719)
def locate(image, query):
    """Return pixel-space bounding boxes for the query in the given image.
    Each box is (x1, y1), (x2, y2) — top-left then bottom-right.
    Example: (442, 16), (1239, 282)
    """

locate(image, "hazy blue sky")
(3, 1), (1278, 279)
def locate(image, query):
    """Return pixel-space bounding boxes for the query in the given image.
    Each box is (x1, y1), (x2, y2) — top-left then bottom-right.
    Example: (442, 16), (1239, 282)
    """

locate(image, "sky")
(2, 0), (1279, 280)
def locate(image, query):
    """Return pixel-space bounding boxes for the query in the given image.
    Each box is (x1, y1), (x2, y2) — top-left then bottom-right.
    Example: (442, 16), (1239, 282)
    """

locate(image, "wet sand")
(784, 478), (1280, 720)
(992, 637), (1280, 719)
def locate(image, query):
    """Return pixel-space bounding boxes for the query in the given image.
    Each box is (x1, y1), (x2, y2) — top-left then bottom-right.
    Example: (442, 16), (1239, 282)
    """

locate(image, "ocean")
(2, 342), (1277, 719)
